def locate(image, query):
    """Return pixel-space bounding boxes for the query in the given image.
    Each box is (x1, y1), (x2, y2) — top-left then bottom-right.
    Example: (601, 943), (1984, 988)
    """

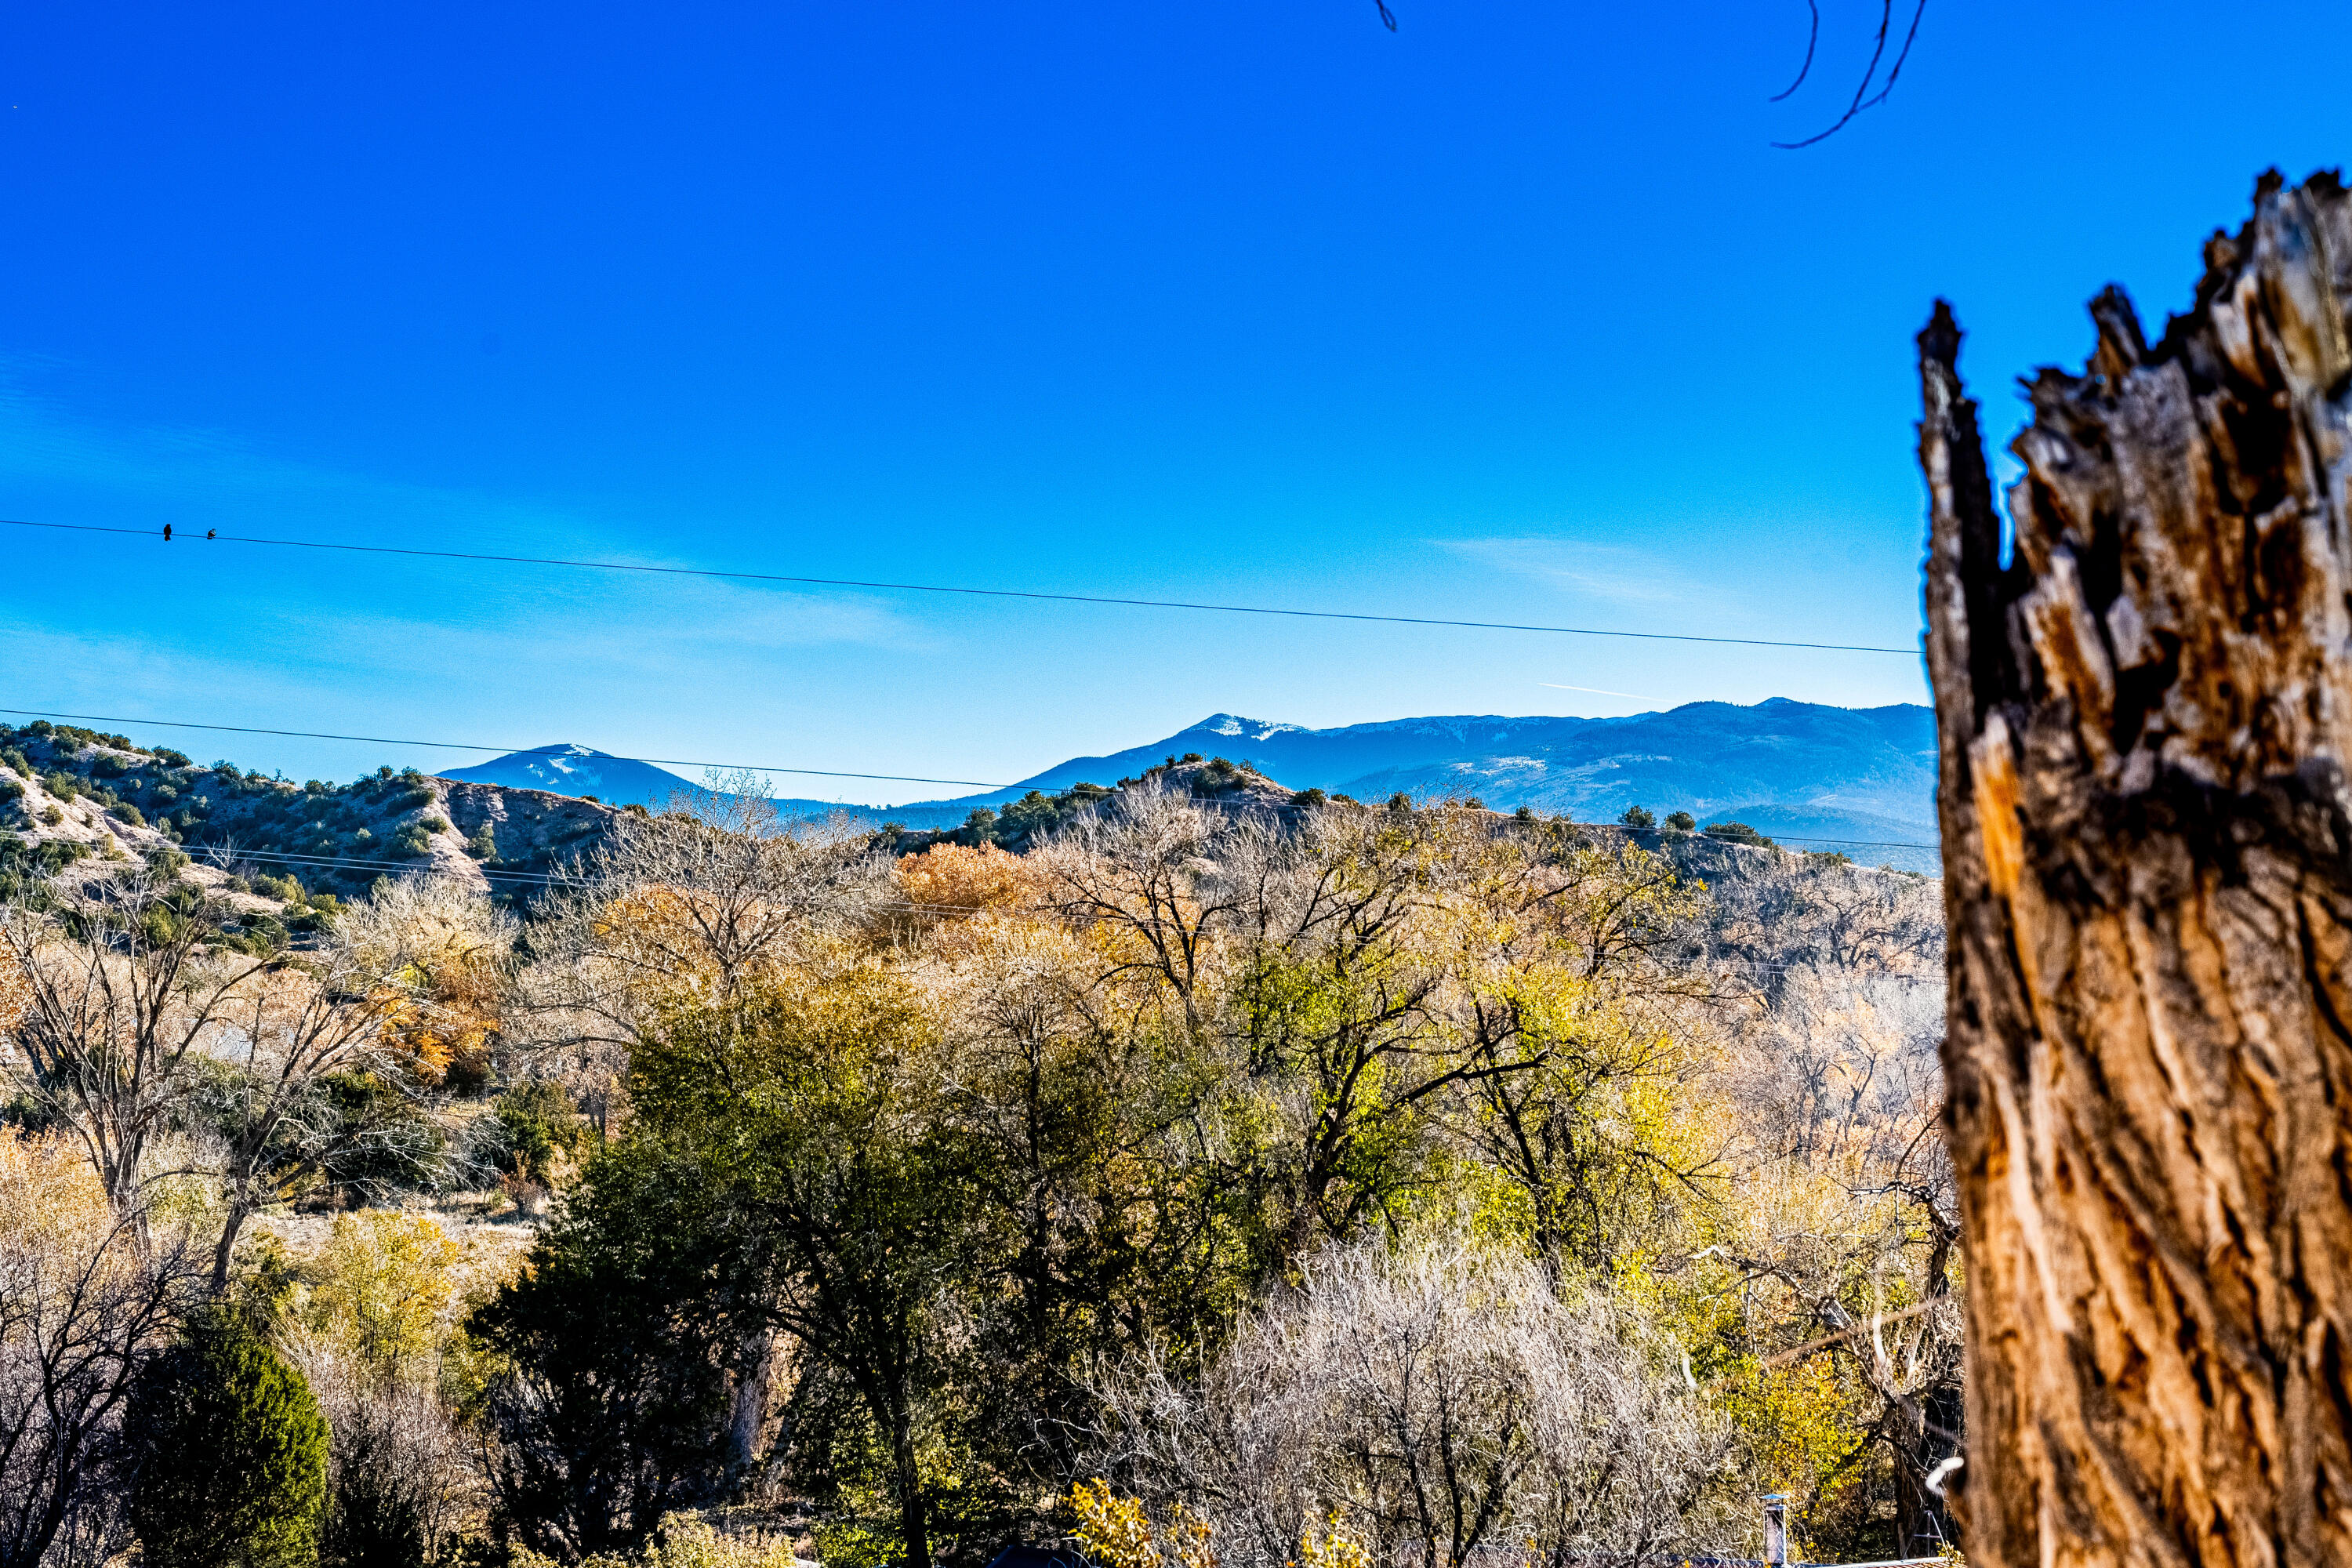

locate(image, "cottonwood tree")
(1918, 171), (2352, 1566)
(0, 1133), (200, 1568)
(2, 875), (276, 1223)
(1087, 1237), (1737, 1568)
(523, 775), (886, 1059)
(1053, 789), (1624, 1278)
(517, 779), (887, 1481)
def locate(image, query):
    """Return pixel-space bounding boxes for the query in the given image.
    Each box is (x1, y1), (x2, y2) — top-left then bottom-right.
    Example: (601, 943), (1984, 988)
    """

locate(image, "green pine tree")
(127, 1307), (330, 1568)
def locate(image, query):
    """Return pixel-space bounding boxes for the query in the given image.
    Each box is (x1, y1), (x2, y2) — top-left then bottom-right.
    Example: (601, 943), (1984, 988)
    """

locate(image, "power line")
(176, 852), (1942, 963)
(2, 517), (1922, 655)
(190, 846), (568, 886)
(9, 706), (1940, 851)
(0, 708), (1022, 790)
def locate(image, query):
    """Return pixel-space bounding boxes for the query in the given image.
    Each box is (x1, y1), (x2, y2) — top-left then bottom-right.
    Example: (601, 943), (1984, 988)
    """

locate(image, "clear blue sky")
(4, 2), (2344, 804)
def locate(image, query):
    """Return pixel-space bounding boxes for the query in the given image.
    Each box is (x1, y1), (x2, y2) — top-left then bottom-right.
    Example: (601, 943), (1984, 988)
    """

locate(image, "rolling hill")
(434, 699), (1942, 869)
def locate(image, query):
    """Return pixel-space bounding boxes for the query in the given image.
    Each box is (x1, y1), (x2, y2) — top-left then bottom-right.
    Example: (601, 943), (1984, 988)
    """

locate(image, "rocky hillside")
(0, 720), (618, 909)
(870, 699), (1940, 868)
(2, 721), (1939, 958)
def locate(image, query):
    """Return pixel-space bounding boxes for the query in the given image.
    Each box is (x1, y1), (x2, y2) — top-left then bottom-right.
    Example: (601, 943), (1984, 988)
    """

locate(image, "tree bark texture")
(1918, 170), (2352, 1568)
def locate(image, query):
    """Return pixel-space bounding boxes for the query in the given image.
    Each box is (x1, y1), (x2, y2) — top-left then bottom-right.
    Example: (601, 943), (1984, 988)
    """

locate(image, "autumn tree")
(479, 782), (1944, 1563)
(629, 968), (996, 1568)
(0, 1131), (198, 1568)
(514, 779), (886, 1481)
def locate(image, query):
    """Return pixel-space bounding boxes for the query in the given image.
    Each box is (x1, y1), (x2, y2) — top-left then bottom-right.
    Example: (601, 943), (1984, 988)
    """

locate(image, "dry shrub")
(0, 1131), (194, 1566)
(338, 876), (516, 1085)
(1090, 1236), (1738, 1568)
(1069, 1478), (1220, 1568)
(302, 1209), (464, 1370)
(895, 842), (1048, 917)
(511, 1508), (805, 1567)
(286, 1207), (488, 1563)
(0, 1125), (117, 1279)
(0, 943), (31, 1033)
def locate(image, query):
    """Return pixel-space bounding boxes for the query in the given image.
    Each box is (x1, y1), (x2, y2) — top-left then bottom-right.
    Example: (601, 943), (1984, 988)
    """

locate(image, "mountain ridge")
(440, 744), (717, 809)
(437, 699), (1941, 869)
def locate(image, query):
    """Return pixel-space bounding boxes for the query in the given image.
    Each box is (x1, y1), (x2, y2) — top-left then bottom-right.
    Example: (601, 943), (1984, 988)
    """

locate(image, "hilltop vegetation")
(0, 719), (622, 908)
(1, 724), (1955, 1568)
(429, 700), (1945, 871)
(877, 702), (1941, 868)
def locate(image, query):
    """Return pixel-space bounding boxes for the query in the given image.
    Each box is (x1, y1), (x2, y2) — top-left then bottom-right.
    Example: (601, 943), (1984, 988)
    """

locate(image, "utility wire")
(193, 846), (568, 886)
(0, 708), (1948, 847)
(15, 708), (1940, 851)
(0, 708), (1022, 789)
(180, 851), (1940, 962)
(2, 517), (1922, 655)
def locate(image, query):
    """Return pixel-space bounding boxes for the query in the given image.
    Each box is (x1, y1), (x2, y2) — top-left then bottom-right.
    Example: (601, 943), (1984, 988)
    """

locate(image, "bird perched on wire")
(162, 524), (172, 542)
(206, 529), (216, 540)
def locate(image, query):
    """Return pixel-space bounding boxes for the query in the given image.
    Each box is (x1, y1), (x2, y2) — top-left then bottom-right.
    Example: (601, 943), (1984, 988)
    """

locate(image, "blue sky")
(4, 1), (2346, 804)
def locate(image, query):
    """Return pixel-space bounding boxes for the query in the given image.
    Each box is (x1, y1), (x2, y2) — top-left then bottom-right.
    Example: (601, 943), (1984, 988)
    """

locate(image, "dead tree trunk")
(1918, 170), (2352, 1568)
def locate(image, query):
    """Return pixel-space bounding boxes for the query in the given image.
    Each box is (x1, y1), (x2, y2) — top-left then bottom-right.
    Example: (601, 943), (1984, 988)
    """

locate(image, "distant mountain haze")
(437, 744), (940, 819)
(434, 699), (1941, 868)
(439, 744), (705, 808)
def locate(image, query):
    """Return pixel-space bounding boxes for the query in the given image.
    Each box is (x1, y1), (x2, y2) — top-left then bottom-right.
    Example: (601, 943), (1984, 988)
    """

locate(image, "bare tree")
(1918, 171), (2352, 1566)
(1043, 781), (1260, 1026)
(188, 951), (412, 1290)
(2, 873), (483, 1289)
(1088, 1237), (1737, 1568)
(2, 875), (274, 1221)
(0, 1133), (201, 1568)
(1695, 853), (1944, 984)
(518, 775), (886, 1073)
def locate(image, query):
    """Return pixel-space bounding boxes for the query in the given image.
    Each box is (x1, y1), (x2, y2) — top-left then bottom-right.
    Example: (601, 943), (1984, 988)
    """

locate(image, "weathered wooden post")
(1918, 171), (2352, 1568)
(1763, 1492), (1791, 1567)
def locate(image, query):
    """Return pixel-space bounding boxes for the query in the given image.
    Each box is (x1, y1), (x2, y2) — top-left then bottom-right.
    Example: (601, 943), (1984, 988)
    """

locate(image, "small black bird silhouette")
(162, 524), (172, 542)
(206, 529), (216, 540)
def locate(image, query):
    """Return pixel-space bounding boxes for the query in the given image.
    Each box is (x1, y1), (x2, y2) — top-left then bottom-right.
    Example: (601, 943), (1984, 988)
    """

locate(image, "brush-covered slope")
(894, 699), (1940, 861)
(0, 719), (616, 908)
(427, 699), (1942, 866)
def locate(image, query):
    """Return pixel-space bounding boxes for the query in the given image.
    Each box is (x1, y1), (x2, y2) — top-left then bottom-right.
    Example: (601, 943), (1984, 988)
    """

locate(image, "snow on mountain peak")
(1194, 713), (1301, 741)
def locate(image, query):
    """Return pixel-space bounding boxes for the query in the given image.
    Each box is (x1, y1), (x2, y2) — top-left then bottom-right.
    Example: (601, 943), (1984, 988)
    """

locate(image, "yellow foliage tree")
(895, 842), (1049, 917)
(303, 1209), (463, 1372)
(1068, 1479), (1218, 1568)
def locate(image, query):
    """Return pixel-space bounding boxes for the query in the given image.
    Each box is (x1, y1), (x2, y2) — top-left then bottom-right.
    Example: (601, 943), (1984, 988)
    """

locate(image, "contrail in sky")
(1540, 681), (1649, 700)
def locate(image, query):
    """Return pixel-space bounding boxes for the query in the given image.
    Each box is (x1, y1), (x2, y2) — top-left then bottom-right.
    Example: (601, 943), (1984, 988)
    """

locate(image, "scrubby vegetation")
(0, 723), (624, 913)
(1, 747), (1956, 1567)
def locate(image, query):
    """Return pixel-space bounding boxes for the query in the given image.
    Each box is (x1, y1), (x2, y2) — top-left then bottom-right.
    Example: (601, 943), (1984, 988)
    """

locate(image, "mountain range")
(441, 699), (1942, 870)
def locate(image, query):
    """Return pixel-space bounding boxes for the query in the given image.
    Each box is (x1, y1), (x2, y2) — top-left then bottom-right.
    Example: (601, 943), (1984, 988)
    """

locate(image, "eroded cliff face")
(1919, 172), (2352, 1568)
(434, 779), (619, 884)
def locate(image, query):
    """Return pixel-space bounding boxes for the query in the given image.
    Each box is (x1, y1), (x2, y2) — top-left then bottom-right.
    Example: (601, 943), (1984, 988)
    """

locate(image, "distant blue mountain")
(436, 700), (1943, 869)
(897, 699), (1940, 866)
(438, 745), (706, 809)
(437, 743), (933, 820)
